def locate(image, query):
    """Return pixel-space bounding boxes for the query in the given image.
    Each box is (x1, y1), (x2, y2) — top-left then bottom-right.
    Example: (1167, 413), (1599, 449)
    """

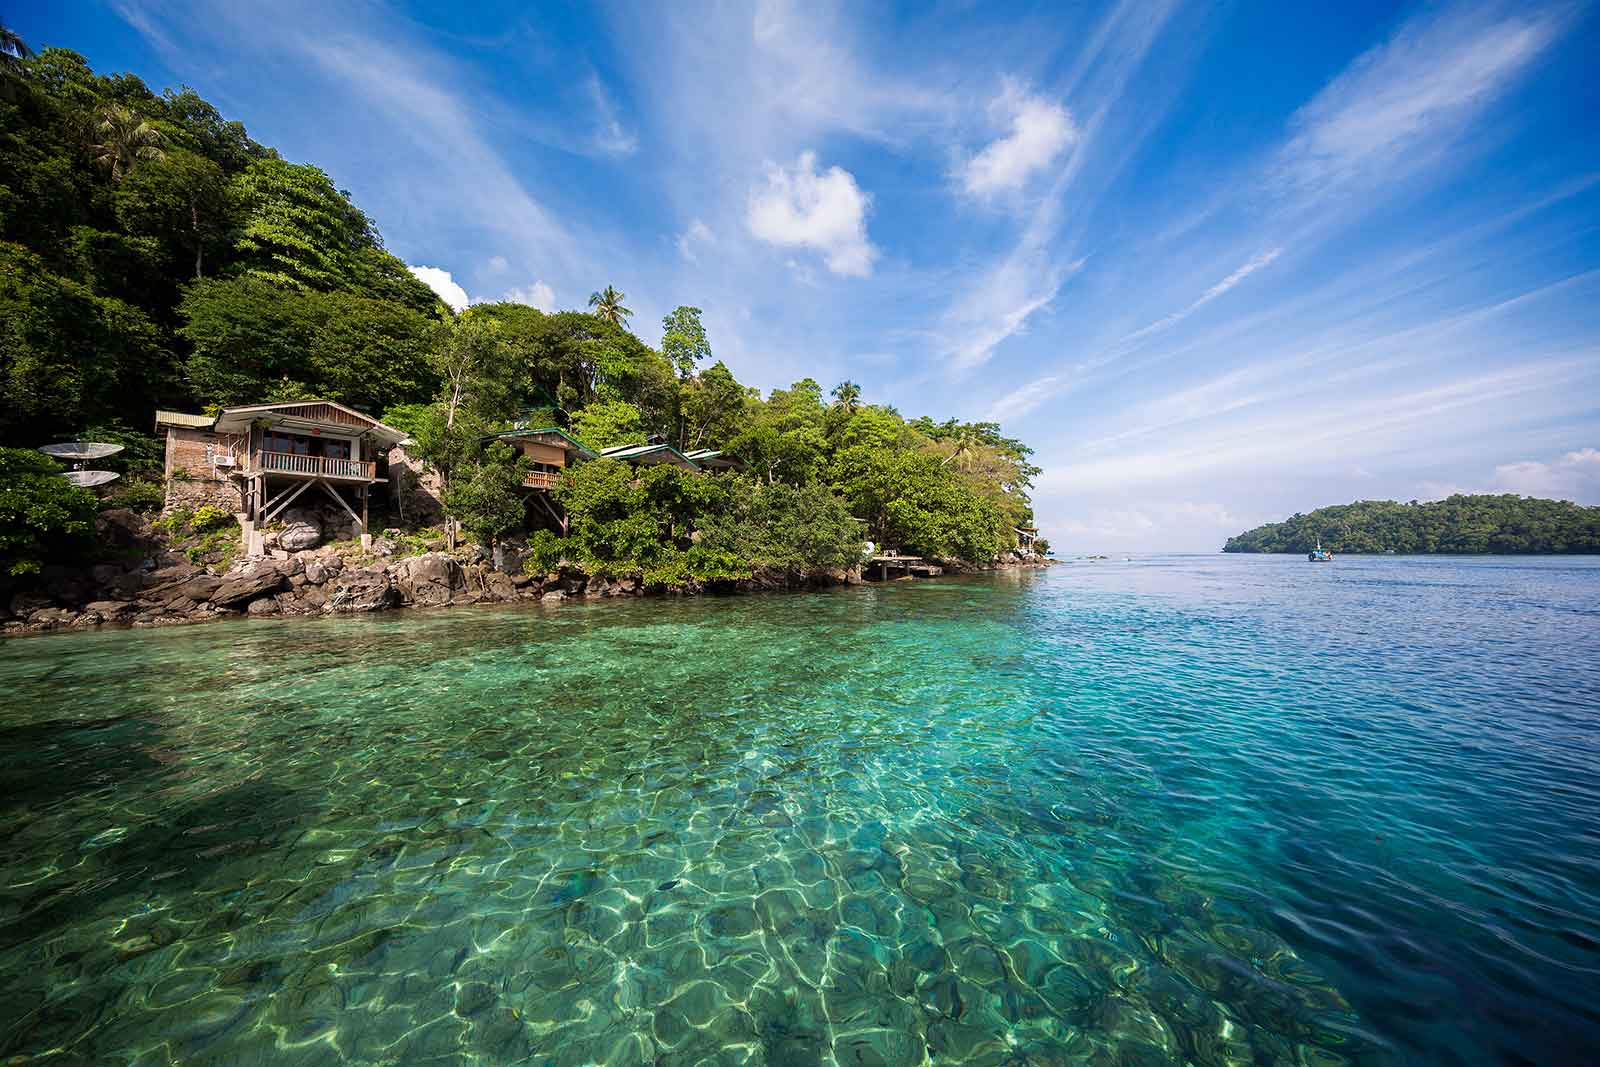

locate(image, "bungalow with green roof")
(683, 448), (747, 472)
(599, 440), (702, 472)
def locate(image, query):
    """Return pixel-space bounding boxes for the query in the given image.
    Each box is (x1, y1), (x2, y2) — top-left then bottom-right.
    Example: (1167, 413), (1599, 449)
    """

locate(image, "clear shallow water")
(1, 556), (1597, 1066)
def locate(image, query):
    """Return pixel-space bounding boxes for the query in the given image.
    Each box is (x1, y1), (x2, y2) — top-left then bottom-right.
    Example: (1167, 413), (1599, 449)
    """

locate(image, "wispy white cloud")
(963, 80), (1076, 198)
(937, 0), (1184, 373)
(1036, 359), (1594, 495)
(1491, 447), (1600, 502)
(747, 151), (877, 277)
(407, 265), (469, 311)
(1274, 6), (1561, 197)
(747, 0), (951, 143)
(945, 256), (1080, 371)
(503, 280), (557, 312)
(1123, 247), (1283, 343)
(586, 75), (638, 157)
(1052, 500), (1248, 550)
(485, 255), (509, 275)
(677, 218), (714, 263)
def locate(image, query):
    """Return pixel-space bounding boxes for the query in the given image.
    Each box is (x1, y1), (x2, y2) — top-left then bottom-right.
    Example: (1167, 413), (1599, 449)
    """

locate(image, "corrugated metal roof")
(600, 443), (659, 459)
(154, 410), (214, 430)
(495, 427), (597, 459)
(600, 442), (702, 470)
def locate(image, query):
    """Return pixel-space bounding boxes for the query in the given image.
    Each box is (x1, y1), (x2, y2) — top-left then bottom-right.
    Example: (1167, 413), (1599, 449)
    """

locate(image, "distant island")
(1223, 494), (1600, 554)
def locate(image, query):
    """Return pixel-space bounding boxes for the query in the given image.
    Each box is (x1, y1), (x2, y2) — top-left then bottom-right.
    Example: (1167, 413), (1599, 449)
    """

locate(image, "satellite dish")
(61, 471), (120, 487)
(38, 442), (125, 461)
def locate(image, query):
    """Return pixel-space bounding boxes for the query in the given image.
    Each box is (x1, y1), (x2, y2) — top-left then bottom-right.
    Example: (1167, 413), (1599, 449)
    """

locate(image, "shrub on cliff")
(696, 478), (864, 576)
(0, 447), (98, 576)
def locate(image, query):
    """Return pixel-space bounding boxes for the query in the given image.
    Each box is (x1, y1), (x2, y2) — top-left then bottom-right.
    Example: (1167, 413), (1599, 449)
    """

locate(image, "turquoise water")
(1, 556), (1597, 1066)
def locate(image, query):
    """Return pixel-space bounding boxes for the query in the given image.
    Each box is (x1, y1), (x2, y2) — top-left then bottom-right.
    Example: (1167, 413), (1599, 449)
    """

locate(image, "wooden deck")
(249, 451), (376, 481)
(522, 470), (559, 490)
(866, 553), (943, 580)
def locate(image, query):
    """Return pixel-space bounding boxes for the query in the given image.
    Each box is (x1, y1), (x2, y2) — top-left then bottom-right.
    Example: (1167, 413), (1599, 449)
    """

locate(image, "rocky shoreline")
(1, 511), (1056, 637)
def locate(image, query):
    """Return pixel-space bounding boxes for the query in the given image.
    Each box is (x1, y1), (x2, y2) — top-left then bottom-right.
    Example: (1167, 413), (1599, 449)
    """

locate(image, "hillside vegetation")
(0, 39), (1043, 579)
(1223, 495), (1600, 554)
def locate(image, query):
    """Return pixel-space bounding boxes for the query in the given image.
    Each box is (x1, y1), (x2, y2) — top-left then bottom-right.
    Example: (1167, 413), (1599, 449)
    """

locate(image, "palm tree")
(587, 285), (632, 328)
(939, 426), (982, 471)
(91, 104), (167, 183)
(0, 19), (31, 84)
(831, 380), (861, 413)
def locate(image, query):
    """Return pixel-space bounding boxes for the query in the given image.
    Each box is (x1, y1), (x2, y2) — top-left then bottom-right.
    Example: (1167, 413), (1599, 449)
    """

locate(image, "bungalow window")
(263, 430), (309, 455)
(263, 431), (352, 459)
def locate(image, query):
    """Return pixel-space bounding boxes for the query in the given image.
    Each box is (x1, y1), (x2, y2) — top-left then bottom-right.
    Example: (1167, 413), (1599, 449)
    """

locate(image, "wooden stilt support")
(315, 478), (363, 532)
(532, 492), (566, 536)
(262, 478), (315, 523)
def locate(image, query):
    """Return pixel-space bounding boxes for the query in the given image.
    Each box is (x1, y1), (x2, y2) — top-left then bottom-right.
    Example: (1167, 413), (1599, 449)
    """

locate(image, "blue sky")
(16, 0), (1600, 550)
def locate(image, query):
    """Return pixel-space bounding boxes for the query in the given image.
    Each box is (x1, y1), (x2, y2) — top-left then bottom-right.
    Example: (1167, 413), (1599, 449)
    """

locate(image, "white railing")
(254, 451), (374, 479)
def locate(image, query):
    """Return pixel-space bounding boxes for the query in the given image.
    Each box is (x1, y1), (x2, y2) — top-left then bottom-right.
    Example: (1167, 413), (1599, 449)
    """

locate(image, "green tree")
(587, 284), (631, 328)
(444, 441), (530, 547)
(1222, 495), (1600, 554)
(1, 242), (170, 443)
(831, 380), (861, 413)
(570, 398), (645, 450)
(179, 277), (317, 407)
(731, 378), (828, 486)
(680, 360), (749, 450)
(304, 289), (441, 414)
(228, 157), (374, 290)
(697, 477), (864, 576)
(179, 278), (439, 412)
(553, 459), (744, 584)
(0, 447), (98, 575)
(114, 148), (231, 279)
(660, 304), (710, 379)
(407, 314), (521, 546)
(91, 103), (166, 183)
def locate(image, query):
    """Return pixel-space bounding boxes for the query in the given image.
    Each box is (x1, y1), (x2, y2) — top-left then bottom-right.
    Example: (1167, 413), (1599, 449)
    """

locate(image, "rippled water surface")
(2, 555), (1598, 1066)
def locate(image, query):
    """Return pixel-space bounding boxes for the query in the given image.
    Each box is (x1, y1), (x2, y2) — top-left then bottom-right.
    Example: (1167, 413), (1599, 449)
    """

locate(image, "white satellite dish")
(61, 471), (120, 488)
(38, 442), (125, 461)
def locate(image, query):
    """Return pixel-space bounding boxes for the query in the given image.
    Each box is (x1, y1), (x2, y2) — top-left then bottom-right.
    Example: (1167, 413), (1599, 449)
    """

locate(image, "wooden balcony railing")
(253, 450), (374, 480)
(523, 470), (559, 490)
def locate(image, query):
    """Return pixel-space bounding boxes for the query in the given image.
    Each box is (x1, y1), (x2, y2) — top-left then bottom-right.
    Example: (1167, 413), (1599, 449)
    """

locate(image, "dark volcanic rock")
(325, 568), (396, 613)
(392, 553), (464, 607)
(211, 561), (288, 606)
(95, 508), (149, 549)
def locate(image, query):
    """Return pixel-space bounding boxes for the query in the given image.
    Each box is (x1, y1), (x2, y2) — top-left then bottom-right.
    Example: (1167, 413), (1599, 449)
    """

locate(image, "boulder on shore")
(392, 552), (465, 606)
(211, 561), (289, 606)
(276, 508), (324, 552)
(325, 567), (396, 613)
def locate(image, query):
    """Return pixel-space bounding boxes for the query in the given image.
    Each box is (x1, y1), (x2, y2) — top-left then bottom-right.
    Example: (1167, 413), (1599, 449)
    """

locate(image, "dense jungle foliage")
(1222, 495), (1600, 554)
(0, 40), (1040, 580)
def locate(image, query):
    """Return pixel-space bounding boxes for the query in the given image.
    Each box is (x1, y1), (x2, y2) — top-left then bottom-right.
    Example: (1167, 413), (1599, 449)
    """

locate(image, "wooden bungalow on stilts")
(492, 428), (597, 534)
(155, 400), (407, 555)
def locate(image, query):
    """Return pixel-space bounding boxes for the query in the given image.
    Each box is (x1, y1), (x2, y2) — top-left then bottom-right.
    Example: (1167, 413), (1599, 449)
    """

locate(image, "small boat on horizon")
(1308, 539), (1333, 562)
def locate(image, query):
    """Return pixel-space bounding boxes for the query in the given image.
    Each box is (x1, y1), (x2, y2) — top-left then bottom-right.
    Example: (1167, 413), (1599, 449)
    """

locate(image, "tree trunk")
(191, 203), (203, 279)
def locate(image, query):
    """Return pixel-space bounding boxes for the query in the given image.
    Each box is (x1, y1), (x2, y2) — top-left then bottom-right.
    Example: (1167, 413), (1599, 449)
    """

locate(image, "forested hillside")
(1223, 495), (1600, 554)
(0, 36), (1042, 579)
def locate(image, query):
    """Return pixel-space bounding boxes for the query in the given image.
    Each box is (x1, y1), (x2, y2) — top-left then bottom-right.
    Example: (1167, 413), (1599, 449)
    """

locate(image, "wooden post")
(360, 484), (369, 534)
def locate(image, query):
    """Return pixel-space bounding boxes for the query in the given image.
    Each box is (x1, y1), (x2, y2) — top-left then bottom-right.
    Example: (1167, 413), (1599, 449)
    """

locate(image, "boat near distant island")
(1308, 540), (1333, 562)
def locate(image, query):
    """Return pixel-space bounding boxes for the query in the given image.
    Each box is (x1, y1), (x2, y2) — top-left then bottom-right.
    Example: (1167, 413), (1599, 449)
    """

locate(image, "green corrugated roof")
(600, 442), (702, 469)
(493, 426), (597, 459)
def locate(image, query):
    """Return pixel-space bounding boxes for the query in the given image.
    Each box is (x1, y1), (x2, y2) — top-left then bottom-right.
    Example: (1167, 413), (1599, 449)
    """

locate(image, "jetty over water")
(866, 553), (943, 581)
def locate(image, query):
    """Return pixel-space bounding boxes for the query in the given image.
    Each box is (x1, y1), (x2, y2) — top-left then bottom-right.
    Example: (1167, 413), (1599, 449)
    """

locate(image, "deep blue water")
(0, 554), (1596, 1065)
